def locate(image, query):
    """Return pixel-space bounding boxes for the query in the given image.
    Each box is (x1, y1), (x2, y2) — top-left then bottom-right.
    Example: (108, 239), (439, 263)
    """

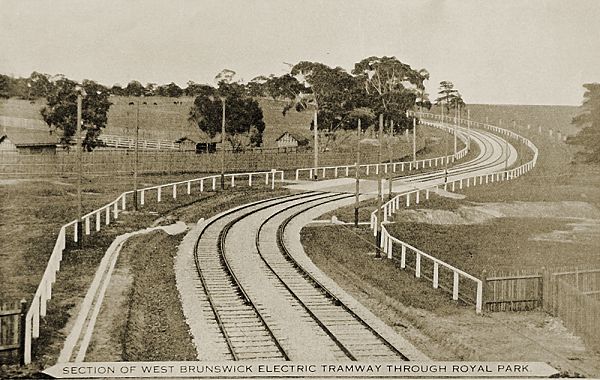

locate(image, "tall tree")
(41, 78), (111, 150)
(28, 71), (52, 99)
(189, 76), (265, 151)
(157, 82), (183, 97)
(0, 74), (9, 99)
(352, 56), (421, 132)
(124, 80), (145, 97)
(569, 83), (600, 162)
(435, 81), (464, 113)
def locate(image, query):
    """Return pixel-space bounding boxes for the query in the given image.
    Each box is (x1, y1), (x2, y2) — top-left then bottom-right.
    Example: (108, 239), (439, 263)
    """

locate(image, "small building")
(0, 126), (58, 154)
(174, 129), (219, 154)
(275, 131), (309, 149)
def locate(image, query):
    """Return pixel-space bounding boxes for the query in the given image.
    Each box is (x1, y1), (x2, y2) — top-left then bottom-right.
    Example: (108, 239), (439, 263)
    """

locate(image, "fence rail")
(97, 134), (179, 150)
(365, 113), (539, 314)
(0, 149), (388, 177)
(22, 168), (284, 364)
(380, 225), (483, 313)
(294, 120), (469, 180)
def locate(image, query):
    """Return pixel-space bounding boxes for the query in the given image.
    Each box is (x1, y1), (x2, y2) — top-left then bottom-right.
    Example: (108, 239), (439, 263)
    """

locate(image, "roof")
(174, 127), (221, 144)
(0, 126), (59, 147)
(275, 131), (310, 143)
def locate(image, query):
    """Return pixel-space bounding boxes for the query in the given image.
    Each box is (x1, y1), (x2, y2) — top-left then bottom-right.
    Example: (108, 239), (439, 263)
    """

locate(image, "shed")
(275, 131), (310, 148)
(0, 126), (58, 154)
(174, 129), (220, 153)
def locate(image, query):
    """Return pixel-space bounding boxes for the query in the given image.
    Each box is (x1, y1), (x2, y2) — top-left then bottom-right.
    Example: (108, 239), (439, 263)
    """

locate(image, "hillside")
(1, 98), (581, 148)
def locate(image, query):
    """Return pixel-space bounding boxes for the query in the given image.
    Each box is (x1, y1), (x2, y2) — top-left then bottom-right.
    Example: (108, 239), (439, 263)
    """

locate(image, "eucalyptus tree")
(570, 82), (600, 162)
(41, 78), (111, 150)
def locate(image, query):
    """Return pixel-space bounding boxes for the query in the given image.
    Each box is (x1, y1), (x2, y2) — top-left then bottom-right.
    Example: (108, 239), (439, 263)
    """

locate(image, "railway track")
(193, 192), (413, 361)
(190, 121), (518, 361)
(393, 123), (517, 185)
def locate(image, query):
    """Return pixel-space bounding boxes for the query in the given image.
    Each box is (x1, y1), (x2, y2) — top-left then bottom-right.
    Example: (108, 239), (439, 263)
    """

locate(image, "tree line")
(0, 56), (467, 151)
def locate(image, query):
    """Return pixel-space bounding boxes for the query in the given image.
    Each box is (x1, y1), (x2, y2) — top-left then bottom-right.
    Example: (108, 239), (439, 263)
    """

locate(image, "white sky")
(1, 0), (599, 105)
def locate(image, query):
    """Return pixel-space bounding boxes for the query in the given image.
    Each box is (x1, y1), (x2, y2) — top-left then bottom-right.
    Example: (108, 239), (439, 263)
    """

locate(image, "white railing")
(97, 134), (180, 150)
(294, 121), (469, 180)
(366, 114), (539, 312)
(23, 169), (284, 364)
(380, 224), (483, 313)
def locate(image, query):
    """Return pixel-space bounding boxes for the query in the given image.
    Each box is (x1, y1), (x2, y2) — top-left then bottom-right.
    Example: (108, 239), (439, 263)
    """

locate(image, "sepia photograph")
(0, 0), (599, 378)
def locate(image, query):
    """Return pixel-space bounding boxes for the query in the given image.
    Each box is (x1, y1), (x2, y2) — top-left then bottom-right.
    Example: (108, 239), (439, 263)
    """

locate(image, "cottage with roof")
(0, 125), (59, 154)
(275, 131), (309, 149)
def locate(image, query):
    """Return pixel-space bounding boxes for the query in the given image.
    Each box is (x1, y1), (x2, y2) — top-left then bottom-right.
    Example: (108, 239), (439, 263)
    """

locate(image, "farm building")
(275, 131), (310, 149)
(0, 126), (59, 154)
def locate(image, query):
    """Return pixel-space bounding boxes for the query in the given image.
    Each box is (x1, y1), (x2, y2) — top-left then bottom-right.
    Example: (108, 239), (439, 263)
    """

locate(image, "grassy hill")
(1, 97), (581, 147)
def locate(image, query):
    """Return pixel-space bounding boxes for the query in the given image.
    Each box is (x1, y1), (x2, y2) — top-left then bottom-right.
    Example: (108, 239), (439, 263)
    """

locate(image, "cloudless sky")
(1, 0), (599, 105)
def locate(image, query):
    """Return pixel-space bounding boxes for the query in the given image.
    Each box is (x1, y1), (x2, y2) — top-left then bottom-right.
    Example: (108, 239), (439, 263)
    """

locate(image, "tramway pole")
(387, 119), (394, 200)
(375, 113), (384, 259)
(354, 118), (361, 227)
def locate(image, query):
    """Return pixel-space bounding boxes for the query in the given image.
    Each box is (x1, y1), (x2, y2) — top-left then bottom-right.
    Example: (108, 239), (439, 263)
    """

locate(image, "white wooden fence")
(22, 169), (284, 364)
(380, 224), (483, 313)
(97, 134), (179, 150)
(367, 113), (539, 313)
(294, 121), (469, 180)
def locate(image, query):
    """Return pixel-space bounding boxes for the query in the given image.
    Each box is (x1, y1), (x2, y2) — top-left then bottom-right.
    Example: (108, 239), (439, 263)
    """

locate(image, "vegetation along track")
(193, 192), (410, 361)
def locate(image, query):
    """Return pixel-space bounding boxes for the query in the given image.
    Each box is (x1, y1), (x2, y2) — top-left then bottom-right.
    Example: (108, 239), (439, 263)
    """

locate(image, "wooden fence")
(482, 268), (544, 312)
(0, 149), (386, 177)
(483, 268), (599, 353)
(0, 300), (27, 365)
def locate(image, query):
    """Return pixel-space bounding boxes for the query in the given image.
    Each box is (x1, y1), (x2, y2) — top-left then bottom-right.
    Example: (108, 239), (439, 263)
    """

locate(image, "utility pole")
(354, 118), (361, 227)
(313, 109), (318, 180)
(454, 103), (458, 156)
(467, 108), (471, 151)
(412, 116), (417, 163)
(133, 98), (140, 210)
(76, 90), (83, 245)
(220, 97), (226, 190)
(375, 113), (383, 259)
(387, 119), (393, 200)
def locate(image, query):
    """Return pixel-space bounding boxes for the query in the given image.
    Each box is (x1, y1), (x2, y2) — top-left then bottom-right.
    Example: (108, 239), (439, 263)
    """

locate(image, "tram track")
(189, 121), (519, 361)
(193, 192), (414, 360)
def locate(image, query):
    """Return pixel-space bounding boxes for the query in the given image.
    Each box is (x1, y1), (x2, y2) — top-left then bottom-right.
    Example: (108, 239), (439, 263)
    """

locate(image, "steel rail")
(276, 202), (410, 361)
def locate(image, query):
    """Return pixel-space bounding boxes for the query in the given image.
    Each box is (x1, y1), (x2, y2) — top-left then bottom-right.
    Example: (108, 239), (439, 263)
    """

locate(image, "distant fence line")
(0, 149), (393, 177)
(369, 112), (539, 314)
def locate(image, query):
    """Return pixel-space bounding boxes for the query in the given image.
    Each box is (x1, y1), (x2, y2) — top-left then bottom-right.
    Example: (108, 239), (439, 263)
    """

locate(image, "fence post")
(401, 244), (406, 268)
(481, 269), (487, 313)
(187, 181), (191, 195)
(271, 169), (276, 190)
(453, 272), (459, 300)
(19, 299), (28, 366)
(415, 253), (421, 278)
(433, 262), (439, 288)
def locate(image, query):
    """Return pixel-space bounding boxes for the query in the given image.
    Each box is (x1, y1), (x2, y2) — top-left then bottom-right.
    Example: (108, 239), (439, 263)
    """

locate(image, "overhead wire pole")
(76, 90), (83, 245)
(220, 97), (226, 190)
(387, 119), (393, 200)
(313, 108), (318, 180)
(412, 116), (417, 163)
(354, 118), (361, 227)
(453, 102), (458, 157)
(133, 98), (140, 210)
(466, 108), (470, 151)
(375, 113), (383, 259)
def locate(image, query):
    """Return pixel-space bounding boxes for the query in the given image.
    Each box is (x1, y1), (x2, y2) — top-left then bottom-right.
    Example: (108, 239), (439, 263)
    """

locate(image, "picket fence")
(294, 120), (469, 180)
(368, 113), (539, 313)
(97, 134), (179, 150)
(22, 169), (284, 364)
